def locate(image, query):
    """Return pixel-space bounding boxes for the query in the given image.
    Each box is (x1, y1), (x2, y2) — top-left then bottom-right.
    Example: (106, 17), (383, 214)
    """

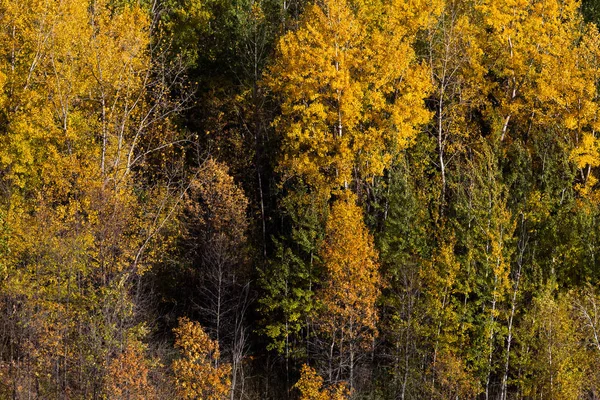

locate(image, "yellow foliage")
(519, 288), (587, 399)
(571, 132), (600, 198)
(432, 350), (481, 400)
(317, 192), (380, 346)
(0, 0), (174, 396)
(172, 317), (231, 400)
(571, 133), (600, 169)
(186, 158), (248, 247)
(266, 0), (438, 194)
(477, 0), (598, 136)
(0, 69), (5, 107)
(294, 364), (350, 400)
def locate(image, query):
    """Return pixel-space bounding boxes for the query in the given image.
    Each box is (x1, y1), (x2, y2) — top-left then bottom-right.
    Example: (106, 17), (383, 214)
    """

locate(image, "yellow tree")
(0, 0), (185, 396)
(569, 25), (600, 200)
(265, 0), (438, 197)
(0, 0), (129, 394)
(173, 317), (232, 400)
(477, 0), (599, 145)
(471, 0), (600, 213)
(315, 192), (380, 391)
(571, 283), (600, 395)
(517, 286), (586, 399)
(426, 0), (488, 207)
(294, 364), (349, 400)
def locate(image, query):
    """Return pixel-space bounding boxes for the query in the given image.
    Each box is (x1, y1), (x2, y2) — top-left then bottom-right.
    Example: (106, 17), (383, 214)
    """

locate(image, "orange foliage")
(186, 158), (248, 248)
(105, 344), (156, 399)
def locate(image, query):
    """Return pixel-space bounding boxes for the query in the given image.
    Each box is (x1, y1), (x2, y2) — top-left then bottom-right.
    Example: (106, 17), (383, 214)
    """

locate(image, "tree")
(105, 343), (156, 400)
(455, 142), (514, 400)
(571, 283), (600, 396)
(184, 158), (250, 398)
(265, 0), (437, 196)
(0, 0), (190, 396)
(516, 285), (586, 399)
(294, 364), (349, 400)
(173, 317), (232, 400)
(377, 156), (431, 399)
(425, 0), (488, 210)
(313, 192), (380, 392)
(258, 184), (328, 393)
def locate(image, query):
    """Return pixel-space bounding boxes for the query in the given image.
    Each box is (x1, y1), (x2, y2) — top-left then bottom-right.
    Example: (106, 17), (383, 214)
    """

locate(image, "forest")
(3, 0), (600, 398)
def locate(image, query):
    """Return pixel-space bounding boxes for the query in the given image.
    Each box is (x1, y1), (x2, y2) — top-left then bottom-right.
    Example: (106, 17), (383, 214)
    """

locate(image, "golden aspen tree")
(173, 317), (232, 400)
(266, 0), (438, 196)
(477, 0), (598, 143)
(426, 0), (488, 208)
(569, 25), (600, 199)
(475, 0), (600, 207)
(294, 364), (349, 400)
(263, 0), (438, 391)
(315, 192), (380, 391)
(0, 0), (107, 394)
(0, 0), (93, 192)
(571, 284), (600, 394)
(433, 350), (480, 399)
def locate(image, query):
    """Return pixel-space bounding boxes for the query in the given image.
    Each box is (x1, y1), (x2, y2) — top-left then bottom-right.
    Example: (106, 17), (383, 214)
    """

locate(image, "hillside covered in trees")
(4, 0), (600, 398)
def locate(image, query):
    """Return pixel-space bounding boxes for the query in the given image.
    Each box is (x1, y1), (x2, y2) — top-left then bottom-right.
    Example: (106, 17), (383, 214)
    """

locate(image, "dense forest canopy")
(2, 0), (600, 398)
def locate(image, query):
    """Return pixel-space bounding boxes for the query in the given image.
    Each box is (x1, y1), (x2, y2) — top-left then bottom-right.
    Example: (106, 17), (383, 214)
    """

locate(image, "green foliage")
(259, 238), (314, 355)
(583, 0), (600, 24)
(258, 186), (327, 358)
